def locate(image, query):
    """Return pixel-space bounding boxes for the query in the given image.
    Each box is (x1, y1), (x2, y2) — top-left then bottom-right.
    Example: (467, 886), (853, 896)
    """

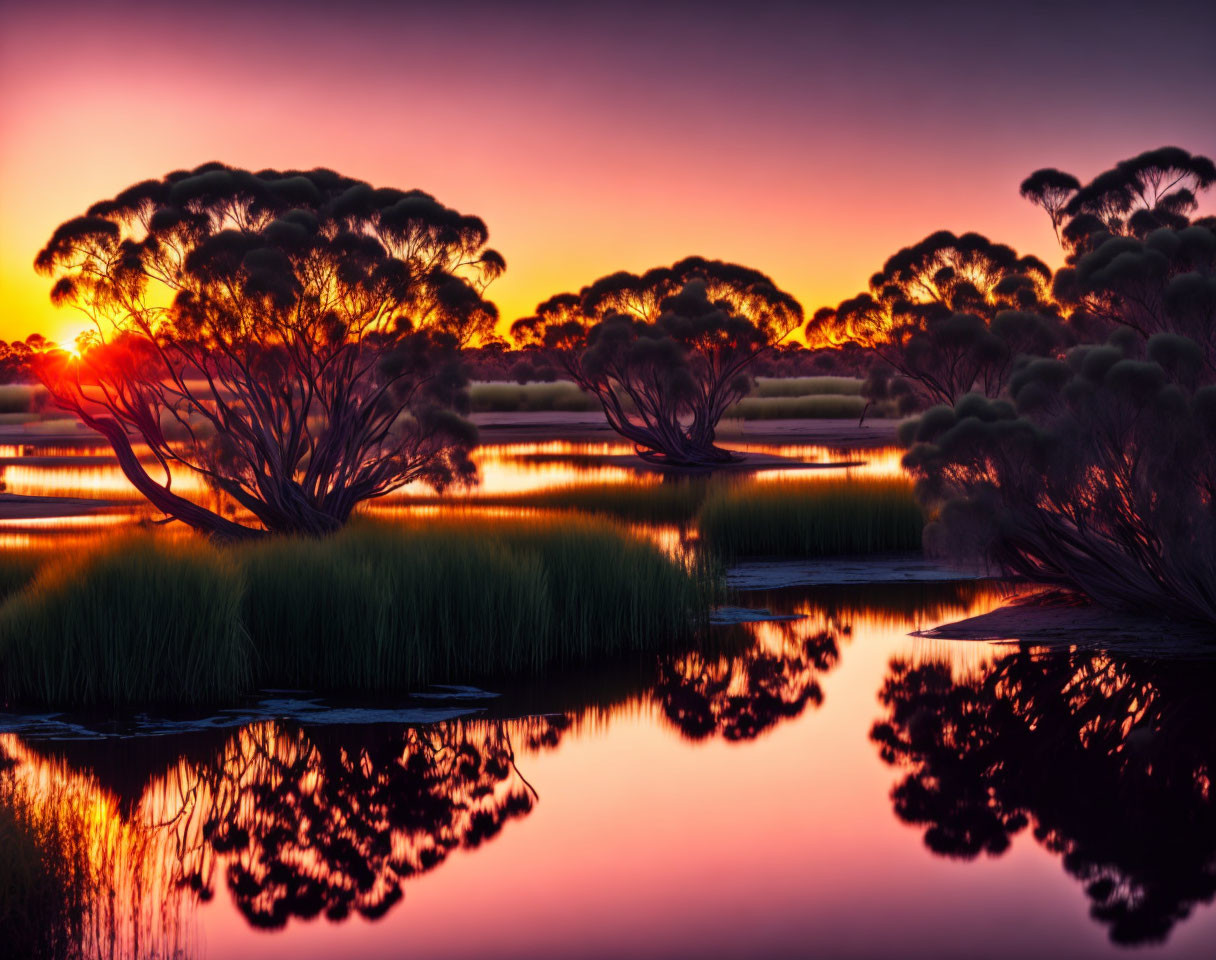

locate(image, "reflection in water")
(872, 649), (1216, 946)
(656, 617), (842, 741)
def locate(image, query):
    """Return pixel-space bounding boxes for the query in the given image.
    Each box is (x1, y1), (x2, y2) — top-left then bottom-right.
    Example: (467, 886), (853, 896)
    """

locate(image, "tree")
(33, 163), (506, 538)
(1023, 147), (1216, 261)
(512, 257), (802, 466)
(904, 191), (1216, 623)
(806, 231), (1063, 413)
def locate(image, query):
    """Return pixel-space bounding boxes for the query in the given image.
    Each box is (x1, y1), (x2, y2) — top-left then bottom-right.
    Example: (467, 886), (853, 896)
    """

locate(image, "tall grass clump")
(0, 770), (92, 960)
(0, 384), (41, 414)
(415, 479), (713, 524)
(727, 394), (870, 420)
(697, 477), (923, 558)
(469, 380), (599, 412)
(752, 376), (863, 397)
(239, 516), (712, 690)
(0, 538), (249, 706)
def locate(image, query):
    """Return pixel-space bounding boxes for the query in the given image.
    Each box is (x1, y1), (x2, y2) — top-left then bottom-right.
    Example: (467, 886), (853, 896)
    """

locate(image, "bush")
(697, 477), (923, 558)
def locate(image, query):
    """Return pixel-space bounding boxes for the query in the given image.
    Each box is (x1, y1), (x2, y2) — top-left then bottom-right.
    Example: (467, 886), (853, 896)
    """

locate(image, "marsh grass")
(0, 538), (250, 706)
(752, 376), (863, 397)
(240, 516), (711, 690)
(411, 479), (714, 524)
(470, 380), (599, 412)
(0, 517), (713, 706)
(0, 770), (92, 959)
(0, 384), (44, 414)
(727, 395), (870, 420)
(697, 476), (923, 558)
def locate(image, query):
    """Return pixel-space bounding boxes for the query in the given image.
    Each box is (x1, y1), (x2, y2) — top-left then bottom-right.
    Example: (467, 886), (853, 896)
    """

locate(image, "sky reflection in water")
(4, 579), (1216, 959)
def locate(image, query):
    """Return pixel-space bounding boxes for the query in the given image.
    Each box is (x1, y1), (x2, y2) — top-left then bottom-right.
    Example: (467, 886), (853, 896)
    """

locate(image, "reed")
(727, 395), (870, 420)
(412, 479), (713, 524)
(751, 376), (863, 397)
(239, 515), (711, 690)
(0, 518), (713, 706)
(697, 476), (923, 558)
(0, 538), (250, 706)
(469, 380), (599, 412)
(0, 773), (92, 960)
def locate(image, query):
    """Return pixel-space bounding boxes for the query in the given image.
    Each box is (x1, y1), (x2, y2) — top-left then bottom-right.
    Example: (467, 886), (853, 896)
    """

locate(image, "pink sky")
(2, 0), (1213, 345)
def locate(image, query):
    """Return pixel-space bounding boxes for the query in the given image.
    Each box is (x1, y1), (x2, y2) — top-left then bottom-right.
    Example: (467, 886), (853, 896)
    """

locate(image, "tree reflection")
(173, 720), (546, 928)
(654, 621), (842, 741)
(872, 650), (1216, 944)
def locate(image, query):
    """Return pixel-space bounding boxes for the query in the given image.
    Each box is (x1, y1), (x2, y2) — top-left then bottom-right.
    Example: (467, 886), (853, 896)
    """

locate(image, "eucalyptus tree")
(1022, 146), (1216, 260)
(805, 231), (1063, 413)
(512, 257), (802, 465)
(33, 163), (504, 537)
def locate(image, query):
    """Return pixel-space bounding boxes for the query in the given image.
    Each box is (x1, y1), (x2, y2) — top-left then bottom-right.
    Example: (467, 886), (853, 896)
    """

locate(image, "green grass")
(727, 395), (871, 420)
(697, 476), (923, 558)
(240, 516), (710, 690)
(412, 480), (715, 524)
(470, 380), (599, 412)
(751, 376), (863, 397)
(0, 517), (713, 706)
(0, 538), (250, 706)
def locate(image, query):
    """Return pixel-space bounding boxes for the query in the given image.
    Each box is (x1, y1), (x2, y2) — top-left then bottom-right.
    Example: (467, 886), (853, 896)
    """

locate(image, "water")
(2, 437), (1213, 957)
(3, 579), (1214, 959)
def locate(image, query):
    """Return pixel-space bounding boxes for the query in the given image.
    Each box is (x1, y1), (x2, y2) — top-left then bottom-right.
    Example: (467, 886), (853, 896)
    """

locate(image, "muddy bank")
(920, 593), (1216, 658)
(0, 492), (124, 520)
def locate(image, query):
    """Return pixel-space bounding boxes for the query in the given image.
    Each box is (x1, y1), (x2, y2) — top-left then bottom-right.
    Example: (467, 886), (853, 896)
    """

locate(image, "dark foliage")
(806, 231), (1065, 414)
(512, 256), (802, 465)
(33, 163), (505, 537)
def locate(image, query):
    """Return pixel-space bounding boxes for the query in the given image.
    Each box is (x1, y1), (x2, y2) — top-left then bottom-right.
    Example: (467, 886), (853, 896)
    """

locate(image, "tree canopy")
(806, 231), (1063, 412)
(33, 163), (505, 537)
(512, 256), (802, 465)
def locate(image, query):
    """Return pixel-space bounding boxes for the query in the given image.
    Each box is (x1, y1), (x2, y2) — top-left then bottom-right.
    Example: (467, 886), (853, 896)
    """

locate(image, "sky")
(1, 0), (1214, 346)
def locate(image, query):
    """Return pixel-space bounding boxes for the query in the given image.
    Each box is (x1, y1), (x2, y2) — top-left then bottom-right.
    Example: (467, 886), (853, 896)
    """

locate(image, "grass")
(697, 476), (923, 558)
(752, 376), (863, 397)
(0, 538), (250, 706)
(726, 395), (870, 420)
(470, 380), (599, 412)
(412, 479), (714, 524)
(0, 516), (713, 706)
(0, 771), (93, 960)
(467, 376), (882, 419)
(0, 384), (44, 414)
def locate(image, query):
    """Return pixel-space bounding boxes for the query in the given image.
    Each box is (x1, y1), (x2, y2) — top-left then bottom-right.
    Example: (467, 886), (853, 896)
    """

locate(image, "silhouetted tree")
(512, 257), (802, 465)
(904, 220), (1216, 623)
(33, 163), (505, 537)
(1024, 147), (1216, 261)
(872, 650), (1216, 945)
(806, 231), (1064, 414)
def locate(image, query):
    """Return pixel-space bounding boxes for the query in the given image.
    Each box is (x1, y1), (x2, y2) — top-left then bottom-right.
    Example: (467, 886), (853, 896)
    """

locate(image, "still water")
(1, 438), (1213, 958)
(4, 579), (1215, 959)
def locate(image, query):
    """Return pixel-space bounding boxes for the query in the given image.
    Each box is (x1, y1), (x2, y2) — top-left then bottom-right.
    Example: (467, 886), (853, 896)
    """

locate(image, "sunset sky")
(1, 0), (1213, 346)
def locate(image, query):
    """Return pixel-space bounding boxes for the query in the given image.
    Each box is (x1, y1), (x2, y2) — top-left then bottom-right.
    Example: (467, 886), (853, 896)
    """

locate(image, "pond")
(3, 576), (1214, 959)
(1, 436), (1213, 958)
